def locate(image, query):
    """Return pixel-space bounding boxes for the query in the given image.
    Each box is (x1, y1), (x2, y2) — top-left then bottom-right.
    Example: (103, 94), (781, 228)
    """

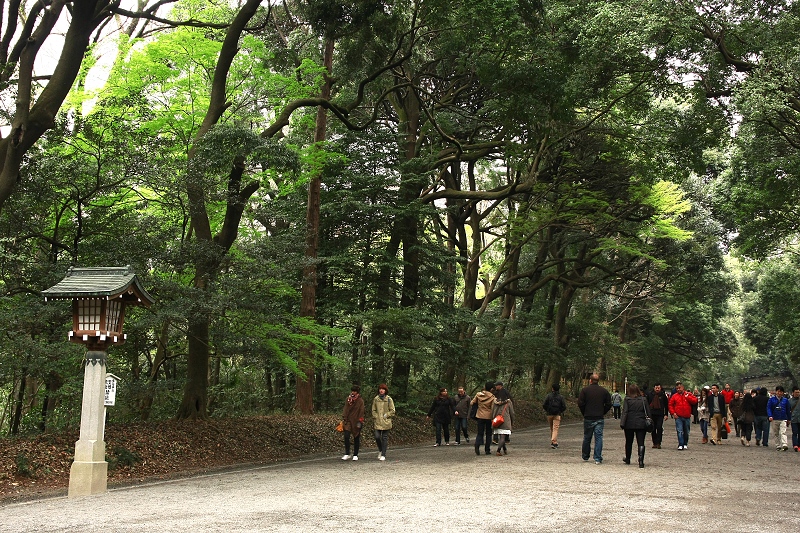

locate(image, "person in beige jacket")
(470, 382), (496, 456)
(371, 384), (395, 461)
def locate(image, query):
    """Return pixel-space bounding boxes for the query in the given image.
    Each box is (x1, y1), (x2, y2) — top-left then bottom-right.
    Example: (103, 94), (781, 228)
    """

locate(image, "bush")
(14, 453), (33, 477)
(107, 446), (142, 471)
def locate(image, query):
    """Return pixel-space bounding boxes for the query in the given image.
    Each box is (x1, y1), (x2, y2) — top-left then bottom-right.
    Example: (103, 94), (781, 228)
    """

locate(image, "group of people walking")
(580, 377), (800, 469)
(341, 381), (517, 461)
(425, 381), (516, 456)
(340, 379), (800, 465)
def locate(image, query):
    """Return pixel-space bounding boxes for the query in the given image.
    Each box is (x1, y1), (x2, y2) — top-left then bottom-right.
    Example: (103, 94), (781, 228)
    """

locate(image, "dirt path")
(1, 420), (798, 532)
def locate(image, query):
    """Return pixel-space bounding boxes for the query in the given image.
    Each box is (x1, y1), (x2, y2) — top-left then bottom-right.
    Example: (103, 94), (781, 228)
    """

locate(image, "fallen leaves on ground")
(1, 399), (549, 503)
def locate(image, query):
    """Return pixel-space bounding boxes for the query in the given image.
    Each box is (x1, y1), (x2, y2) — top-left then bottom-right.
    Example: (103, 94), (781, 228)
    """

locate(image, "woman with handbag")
(620, 384), (650, 468)
(342, 385), (365, 461)
(491, 388), (514, 456)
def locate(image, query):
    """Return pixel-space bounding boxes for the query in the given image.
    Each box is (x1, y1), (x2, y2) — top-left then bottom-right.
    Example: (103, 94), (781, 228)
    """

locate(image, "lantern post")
(43, 266), (153, 498)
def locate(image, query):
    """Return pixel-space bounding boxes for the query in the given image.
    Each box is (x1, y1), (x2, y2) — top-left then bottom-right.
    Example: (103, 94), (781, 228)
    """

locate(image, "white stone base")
(68, 460), (108, 498)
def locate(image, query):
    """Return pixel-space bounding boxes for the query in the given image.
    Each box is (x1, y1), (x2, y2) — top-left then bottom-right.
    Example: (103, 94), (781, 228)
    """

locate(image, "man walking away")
(470, 382), (496, 456)
(767, 385), (790, 451)
(578, 374), (612, 464)
(648, 383), (669, 449)
(543, 383), (567, 449)
(611, 390), (622, 420)
(754, 387), (770, 446)
(668, 381), (697, 450)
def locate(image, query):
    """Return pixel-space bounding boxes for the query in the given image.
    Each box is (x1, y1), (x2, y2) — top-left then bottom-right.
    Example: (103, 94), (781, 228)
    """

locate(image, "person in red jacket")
(721, 384), (736, 424)
(669, 381), (698, 450)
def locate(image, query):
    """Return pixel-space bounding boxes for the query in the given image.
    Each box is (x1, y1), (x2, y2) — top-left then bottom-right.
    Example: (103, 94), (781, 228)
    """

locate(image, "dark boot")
(638, 446), (645, 468)
(474, 442), (480, 456)
(622, 457), (630, 464)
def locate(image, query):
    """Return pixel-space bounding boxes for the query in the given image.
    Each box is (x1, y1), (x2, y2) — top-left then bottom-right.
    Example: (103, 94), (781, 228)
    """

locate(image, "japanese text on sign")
(105, 377), (117, 406)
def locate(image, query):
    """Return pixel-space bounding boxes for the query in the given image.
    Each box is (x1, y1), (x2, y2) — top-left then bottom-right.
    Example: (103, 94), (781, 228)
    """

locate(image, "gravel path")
(2, 420), (798, 532)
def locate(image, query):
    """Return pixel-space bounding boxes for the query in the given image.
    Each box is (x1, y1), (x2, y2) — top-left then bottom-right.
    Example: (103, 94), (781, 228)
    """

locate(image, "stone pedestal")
(68, 350), (108, 498)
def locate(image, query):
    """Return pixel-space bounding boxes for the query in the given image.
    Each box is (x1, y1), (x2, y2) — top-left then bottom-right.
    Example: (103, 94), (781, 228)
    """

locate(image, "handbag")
(335, 421), (344, 432)
(469, 402), (479, 420)
(492, 402), (509, 428)
(642, 397), (654, 433)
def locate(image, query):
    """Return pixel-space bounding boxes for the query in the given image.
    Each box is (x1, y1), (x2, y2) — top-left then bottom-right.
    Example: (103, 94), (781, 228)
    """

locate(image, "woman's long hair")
(495, 388), (511, 401)
(627, 384), (642, 397)
(741, 392), (755, 412)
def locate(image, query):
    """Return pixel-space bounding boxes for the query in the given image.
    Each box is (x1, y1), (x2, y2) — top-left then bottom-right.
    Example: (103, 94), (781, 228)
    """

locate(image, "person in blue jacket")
(767, 385), (791, 451)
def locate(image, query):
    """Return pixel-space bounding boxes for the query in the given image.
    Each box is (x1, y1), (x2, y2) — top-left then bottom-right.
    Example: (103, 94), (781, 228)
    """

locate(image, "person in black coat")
(647, 383), (669, 449)
(427, 388), (455, 446)
(621, 384), (650, 468)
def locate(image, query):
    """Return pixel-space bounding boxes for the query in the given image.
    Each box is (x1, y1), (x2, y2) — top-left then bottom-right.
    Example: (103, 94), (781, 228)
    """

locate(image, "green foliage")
(14, 453), (33, 477)
(2, 0), (792, 428)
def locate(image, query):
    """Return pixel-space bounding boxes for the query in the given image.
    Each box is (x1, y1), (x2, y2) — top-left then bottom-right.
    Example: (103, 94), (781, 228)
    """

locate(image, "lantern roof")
(42, 265), (154, 307)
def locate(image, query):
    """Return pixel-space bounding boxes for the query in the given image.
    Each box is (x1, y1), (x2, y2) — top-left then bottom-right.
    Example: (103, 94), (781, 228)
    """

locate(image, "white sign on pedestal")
(104, 376), (117, 406)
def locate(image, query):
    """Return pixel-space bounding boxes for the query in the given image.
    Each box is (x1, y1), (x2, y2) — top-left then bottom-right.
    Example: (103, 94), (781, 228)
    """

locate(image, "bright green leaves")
(635, 181), (694, 242)
(103, 28), (222, 139)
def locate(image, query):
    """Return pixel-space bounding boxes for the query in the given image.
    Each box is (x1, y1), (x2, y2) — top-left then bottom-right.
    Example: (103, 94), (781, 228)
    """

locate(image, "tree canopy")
(1, 0), (797, 434)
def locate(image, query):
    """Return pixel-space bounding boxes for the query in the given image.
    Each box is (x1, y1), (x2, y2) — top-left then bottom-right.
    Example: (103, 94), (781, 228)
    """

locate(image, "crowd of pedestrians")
(337, 380), (800, 464)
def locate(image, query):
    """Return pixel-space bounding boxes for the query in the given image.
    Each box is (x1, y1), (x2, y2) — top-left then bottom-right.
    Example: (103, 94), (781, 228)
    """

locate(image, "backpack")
(545, 393), (565, 416)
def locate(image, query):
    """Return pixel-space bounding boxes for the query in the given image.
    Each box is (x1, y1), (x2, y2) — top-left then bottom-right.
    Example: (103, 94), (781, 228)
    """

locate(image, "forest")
(1, 0), (800, 436)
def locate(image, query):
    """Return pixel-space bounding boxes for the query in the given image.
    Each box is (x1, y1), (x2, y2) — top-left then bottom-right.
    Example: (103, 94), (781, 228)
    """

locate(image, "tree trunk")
(386, 82), (423, 404)
(0, 1), (105, 211)
(175, 0), (263, 420)
(295, 37), (335, 414)
(10, 372), (26, 435)
(176, 317), (210, 419)
(544, 283), (577, 392)
(38, 372), (63, 432)
(140, 321), (170, 420)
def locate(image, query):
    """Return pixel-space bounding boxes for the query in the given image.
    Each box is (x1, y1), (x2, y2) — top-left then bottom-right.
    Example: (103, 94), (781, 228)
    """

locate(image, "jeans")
(613, 405), (621, 419)
(675, 416), (691, 446)
(374, 429), (390, 457)
(475, 419), (493, 454)
(434, 422), (450, 445)
(700, 419), (708, 438)
(454, 417), (469, 443)
(754, 415), (770, 446)
(582, 419), (604, 462)
(344, 430), (360, 456)
(792, 422), (800, 448)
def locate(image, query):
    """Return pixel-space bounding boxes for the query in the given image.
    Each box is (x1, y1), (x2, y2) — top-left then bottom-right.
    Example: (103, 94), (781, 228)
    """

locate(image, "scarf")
(651, 394), (661, 410)
(347, 392), (360, 406)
